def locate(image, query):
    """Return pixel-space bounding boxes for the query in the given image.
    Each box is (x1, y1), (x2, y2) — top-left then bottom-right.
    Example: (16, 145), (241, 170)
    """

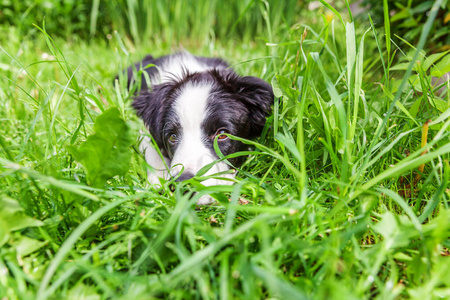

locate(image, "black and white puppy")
(127, 52), (273, 204)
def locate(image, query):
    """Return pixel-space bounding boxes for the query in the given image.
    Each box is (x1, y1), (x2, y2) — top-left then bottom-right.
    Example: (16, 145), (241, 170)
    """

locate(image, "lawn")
(1, 0), (450, 299)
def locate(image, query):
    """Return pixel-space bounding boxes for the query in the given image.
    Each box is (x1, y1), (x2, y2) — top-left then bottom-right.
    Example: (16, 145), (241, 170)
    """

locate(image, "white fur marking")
(170, 83), (212, 176)
(170, 83), (234, 191)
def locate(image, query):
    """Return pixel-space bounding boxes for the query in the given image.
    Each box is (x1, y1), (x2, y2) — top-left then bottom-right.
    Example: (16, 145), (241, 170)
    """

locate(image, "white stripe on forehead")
(173, 83), (212, 131)
(171, 82), (215, 176)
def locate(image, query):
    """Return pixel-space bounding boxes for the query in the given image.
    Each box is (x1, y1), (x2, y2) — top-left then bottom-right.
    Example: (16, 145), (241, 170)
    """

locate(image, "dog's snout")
(175, 172), (195, 182)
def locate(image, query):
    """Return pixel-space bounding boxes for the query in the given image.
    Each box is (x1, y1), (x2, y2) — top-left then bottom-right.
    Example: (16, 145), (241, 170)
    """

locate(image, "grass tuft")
(1, 0), (450, 299)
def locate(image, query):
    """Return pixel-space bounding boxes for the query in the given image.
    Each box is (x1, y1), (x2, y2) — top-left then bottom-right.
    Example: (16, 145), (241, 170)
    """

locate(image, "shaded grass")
(1, 0), (450, 299)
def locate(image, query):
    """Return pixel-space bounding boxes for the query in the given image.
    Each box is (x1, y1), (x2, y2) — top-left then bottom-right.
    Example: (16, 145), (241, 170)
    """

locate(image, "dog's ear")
(132, 83), (174, 146)
(236, 76), (274, 138)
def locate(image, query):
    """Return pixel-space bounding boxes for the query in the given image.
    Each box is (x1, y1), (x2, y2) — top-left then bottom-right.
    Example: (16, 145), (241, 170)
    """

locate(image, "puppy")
(127, 52), (273, 204)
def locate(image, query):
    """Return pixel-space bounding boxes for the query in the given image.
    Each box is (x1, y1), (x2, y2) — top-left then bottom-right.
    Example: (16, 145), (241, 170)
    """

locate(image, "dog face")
(133, 69), (273, 187)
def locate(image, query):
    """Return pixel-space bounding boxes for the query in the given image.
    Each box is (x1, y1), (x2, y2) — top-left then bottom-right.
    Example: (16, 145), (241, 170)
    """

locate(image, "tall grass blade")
(318, 0), (345, 27)
(362, 0), (443, 177)
(383, 0), (391, 86)
(90, 0), (100, 36)
(37, 197), (132, 299)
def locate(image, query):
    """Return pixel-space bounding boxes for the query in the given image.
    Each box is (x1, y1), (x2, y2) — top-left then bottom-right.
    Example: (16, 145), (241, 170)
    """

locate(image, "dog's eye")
(215, 128), (229, 140)
(168, 133), (177, 144)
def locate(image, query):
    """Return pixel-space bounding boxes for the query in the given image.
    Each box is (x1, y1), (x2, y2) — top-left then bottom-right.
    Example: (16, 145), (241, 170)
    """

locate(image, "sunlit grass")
(1, 0), (450, 299)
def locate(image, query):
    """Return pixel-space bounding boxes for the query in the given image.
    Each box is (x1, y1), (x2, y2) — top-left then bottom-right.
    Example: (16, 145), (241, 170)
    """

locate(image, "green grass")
(1, 0), (450, 299)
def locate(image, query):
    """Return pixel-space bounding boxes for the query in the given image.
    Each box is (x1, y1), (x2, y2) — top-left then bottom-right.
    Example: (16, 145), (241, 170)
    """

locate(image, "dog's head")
(133, 69), (273, 184)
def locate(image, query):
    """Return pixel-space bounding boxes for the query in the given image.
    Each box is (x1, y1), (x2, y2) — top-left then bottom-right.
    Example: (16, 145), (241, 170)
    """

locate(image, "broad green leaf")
(430, 54), (450, 77)
(271, 75), (283, 98)
(67, 107), (136, 187)
(410, 1), (434, 14)
(0, 197), (44, 231)
(272, 75), (300, 100)
(390, 62), (413, 71)
(429, 98), (449, 112)
(15, 235), (48, 257)
(423, 50), (450, 71)
(373, 212), (419, 249)
(0, 196), (44, 247)
(390, 8), (410, 22)
(402, 49), (426, 64)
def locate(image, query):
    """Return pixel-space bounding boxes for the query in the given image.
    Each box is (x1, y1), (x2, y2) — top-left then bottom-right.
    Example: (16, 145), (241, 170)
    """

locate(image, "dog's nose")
(175, 172), (195, 182)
